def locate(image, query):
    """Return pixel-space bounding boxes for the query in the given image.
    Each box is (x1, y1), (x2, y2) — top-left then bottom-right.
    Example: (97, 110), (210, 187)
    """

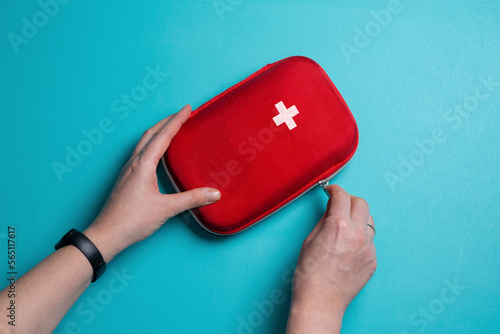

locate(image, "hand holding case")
(162, 56), (358, 235)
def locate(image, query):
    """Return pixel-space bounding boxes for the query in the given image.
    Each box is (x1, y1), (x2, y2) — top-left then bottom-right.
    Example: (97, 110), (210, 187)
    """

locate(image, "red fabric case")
(162, 56), (358, 235)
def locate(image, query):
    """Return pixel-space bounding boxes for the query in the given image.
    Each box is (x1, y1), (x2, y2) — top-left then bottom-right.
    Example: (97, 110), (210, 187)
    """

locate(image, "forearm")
(0, 225), (124, 334)
(0, 245), (92, 334)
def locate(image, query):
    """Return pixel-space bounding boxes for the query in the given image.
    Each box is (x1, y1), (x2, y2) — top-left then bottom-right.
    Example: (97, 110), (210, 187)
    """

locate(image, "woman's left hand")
(84, 104), (221, 262)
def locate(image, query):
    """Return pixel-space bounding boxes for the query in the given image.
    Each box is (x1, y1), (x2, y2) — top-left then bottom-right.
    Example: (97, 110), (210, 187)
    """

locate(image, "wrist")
(83, 222), (127, 263)
(287, 298), (345, 334)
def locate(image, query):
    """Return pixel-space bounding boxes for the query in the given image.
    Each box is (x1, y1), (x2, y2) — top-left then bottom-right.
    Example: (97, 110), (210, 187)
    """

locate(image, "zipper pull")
(318, 179), (331, 199)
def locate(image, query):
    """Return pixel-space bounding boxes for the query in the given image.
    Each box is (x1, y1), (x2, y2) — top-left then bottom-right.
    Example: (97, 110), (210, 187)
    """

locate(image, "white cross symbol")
(273, 101), (299, 130)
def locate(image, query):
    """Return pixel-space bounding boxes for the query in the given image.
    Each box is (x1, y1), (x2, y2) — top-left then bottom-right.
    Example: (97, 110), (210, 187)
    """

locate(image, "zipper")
(161, 153), (354, 236)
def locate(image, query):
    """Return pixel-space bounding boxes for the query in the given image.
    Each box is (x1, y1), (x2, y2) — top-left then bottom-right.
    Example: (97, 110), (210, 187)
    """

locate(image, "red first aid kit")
(162, 56), (358, 235)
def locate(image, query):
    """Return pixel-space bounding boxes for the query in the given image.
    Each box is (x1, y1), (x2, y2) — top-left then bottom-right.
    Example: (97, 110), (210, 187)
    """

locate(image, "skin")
(286, 185), (377, 333)
(0, 105), (376, 334)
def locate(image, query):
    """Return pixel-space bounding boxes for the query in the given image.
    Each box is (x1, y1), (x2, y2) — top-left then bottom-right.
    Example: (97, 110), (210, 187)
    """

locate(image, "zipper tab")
(318, 179), (331, 199)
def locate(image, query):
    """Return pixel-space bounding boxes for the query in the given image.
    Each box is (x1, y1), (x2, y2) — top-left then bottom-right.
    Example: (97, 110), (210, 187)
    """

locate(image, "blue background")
(1, 0), (499, 333)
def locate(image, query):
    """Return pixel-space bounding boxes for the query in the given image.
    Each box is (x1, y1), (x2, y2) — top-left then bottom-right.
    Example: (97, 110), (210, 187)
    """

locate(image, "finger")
(367, 215), (375, 240)
(350, 196), (370, 228)
(326, 185), (351, 219)
(130, 113), (177, 160)
(163, 187), (221, 217)
(140, 104), (192, 164)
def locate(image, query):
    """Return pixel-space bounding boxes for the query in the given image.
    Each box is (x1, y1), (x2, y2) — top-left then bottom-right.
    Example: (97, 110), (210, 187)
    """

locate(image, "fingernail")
(206, 189), (221, 203)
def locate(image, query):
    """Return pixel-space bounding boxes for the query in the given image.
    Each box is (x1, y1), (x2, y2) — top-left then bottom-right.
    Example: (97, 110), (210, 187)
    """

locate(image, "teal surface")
(1, 0), (499, 333)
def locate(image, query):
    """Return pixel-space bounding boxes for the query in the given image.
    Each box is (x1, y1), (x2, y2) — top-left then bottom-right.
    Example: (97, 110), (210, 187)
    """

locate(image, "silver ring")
(367, 223), (376, 236)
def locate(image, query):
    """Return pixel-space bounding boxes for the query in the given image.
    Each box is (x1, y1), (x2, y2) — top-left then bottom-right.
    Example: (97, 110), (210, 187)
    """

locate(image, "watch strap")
(55, 229), (107, 282)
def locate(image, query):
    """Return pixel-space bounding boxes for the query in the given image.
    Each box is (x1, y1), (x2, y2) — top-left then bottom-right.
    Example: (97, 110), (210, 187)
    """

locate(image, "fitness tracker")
(54, 229), (107, 282)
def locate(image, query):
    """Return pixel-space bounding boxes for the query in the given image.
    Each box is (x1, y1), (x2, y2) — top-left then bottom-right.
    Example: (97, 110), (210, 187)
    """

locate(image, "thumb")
(165, 187), (221, 216)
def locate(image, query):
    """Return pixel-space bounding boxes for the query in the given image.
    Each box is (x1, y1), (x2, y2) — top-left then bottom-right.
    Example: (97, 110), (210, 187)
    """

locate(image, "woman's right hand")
(286, 185), (377, 333)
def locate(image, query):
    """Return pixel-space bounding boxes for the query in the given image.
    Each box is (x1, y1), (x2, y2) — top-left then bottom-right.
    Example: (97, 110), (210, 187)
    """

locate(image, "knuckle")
(335, 215), (351, 230)
(143, 128), (155, 138)
(141, 130), (152, 140)
(137, 152), (155, 168)
(190, 191), (204, 206)
(303, 234), (314, 245)
(128, 158), (142, 171)
(323, 215), (350, 237)
(354, 197), (369, 210)
(351, 229), (366, 246)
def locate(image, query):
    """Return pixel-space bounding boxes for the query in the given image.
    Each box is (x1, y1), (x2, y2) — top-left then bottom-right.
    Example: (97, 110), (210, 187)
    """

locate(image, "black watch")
(55, 229), (107, 282)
